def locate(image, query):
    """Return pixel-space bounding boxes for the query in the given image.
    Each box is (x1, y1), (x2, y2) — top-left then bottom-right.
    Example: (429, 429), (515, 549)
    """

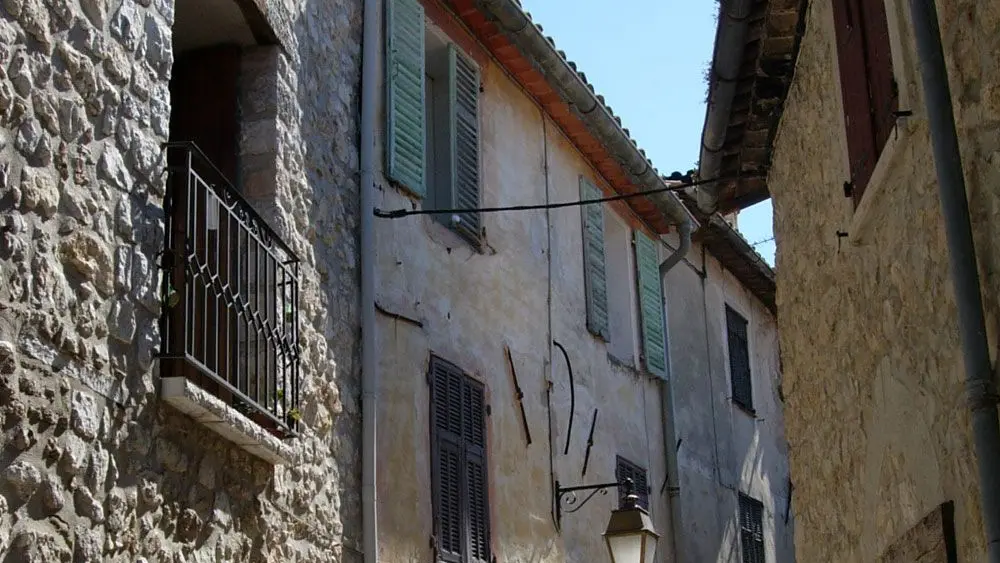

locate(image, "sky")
(518, 0), (777, 266)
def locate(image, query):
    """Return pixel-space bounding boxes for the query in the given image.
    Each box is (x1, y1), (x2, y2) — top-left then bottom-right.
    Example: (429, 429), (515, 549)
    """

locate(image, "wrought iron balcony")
(161, 142), (300, 437)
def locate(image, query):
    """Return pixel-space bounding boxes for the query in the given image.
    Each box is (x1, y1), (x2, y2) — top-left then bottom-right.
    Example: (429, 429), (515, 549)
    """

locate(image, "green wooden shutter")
(635, 230), (666, 378)
(386, 0), (426, 196)
(448, 45), (481, 244)
(580, 178), (608, 338)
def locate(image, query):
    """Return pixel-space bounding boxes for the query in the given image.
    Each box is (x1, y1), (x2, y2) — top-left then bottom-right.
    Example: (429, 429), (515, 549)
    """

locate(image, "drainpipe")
(658, 219), (692, 563)
(908, 1), (1000, 559)
(695, 0), (754, 214)
(360, 0), (379, 559)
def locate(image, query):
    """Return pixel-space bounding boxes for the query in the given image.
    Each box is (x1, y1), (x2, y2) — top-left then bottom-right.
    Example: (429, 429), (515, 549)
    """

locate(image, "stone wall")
(0, 0), (363, 560)
(768, 0), (1000, 560)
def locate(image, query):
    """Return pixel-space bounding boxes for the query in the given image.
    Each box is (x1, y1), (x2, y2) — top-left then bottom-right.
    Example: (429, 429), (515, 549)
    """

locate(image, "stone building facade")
(696, 0), (1000, 561)
(0, 0), (363, 560)
(371, 2), (793, 563)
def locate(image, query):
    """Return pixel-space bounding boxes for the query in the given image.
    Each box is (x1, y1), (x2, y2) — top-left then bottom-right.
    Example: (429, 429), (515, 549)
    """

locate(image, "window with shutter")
(421, 30), (482, 247)
(430, 356), (490, 563)
(832, 0), (897, 204)
(615, 456), (650, 510)
(448, 46), (481, 246)
(634, 230), (667, 378)
(386, 0), (426, 196)
(726, 305), (753, 411)
(580, 177), (609, 339)
(739, 493), (765, 563)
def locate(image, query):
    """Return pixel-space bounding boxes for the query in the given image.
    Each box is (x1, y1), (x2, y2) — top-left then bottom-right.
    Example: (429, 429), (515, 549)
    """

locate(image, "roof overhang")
(696, 0), (808, 215)
(440, 0), (697, 233)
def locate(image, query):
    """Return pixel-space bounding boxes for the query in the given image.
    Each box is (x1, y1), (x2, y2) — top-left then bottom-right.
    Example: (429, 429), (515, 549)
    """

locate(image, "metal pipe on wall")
(359, 0), (380, 559)
(908, 0), (1000, 559)
(695, 0), (754, 214)
(658, 219), (692, 563)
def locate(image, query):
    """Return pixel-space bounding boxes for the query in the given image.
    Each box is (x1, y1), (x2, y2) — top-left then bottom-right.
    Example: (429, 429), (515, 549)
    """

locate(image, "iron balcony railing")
(161, 142), (300, 437)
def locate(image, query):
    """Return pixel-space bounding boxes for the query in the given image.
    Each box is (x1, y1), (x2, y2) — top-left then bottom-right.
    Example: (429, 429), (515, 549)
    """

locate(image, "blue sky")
(518, 0), (776, 265)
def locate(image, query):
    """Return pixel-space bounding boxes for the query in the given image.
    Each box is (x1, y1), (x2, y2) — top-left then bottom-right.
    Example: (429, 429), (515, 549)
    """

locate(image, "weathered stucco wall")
(372, 5), (792, 563)
(661, 233), (793, 563)
(372, 3), (673, 561)
(0, 0), (363, 560)
(769, 0), (1000, 560)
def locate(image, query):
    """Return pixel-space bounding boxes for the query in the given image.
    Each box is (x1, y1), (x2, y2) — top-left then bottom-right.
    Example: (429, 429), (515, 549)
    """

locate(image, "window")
(604, 212), (638, 365)
(162, 1), (300, 439)
(580, 178), (667, 377)
(386, 0), (482, 246)
(615, 456), (650, 510)
(726, 305), (752, 411)
(739, 493), (765, 563)
(430, 356), (490, 563)
(832, 0), (897, 204)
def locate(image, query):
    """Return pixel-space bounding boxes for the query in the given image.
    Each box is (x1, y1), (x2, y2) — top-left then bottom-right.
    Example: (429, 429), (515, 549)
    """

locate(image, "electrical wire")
(372, 175), (733, 219)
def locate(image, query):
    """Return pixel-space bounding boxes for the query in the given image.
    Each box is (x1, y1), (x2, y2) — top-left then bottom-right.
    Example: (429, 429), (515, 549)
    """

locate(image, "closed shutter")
(634, 230), (667, 378)
(739, 493), (765, 563)
(430, 357), (490, 563)
(832, 0), (876, 202)
(431, 359), (463, 562)
(448, 45), (481, 245)
(386, 0), (426, 196)
(461, 376), (489, 563)
(580, 178), (609, 339)
(726, 306), (753, 410)
(859, 0), (897, 154)
(615, 456), (650, 509)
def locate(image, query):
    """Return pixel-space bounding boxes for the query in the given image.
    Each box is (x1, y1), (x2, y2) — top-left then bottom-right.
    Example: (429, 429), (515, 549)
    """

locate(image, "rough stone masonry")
(0, 0), (364, 560)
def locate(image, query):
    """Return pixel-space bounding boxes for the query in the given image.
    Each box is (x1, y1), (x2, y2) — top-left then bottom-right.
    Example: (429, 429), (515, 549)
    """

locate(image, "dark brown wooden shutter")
(431, 359), (463, 562)
(615, 456), (650, 509)
(739, 493), (765, 563)
(430, 357), (489, 563)
(859, 0), (897, 154)
(463, 378), (489, 563)
(726, 306), (753, 411)
(832, 0), (878, 202)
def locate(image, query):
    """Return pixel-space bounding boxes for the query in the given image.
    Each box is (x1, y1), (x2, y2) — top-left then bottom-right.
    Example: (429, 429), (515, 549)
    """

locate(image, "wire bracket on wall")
(504, 345), (532, 447)
(553, 340), (575, 455)
(581, 408), (598, 477)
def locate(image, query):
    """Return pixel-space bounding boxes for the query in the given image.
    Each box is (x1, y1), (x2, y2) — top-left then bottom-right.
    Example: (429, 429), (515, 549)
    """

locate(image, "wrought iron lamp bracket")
(554, 478), (634, 530)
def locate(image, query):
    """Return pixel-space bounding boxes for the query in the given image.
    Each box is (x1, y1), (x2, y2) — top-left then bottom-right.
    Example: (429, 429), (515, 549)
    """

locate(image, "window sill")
(733, 400), (757, 419)
(162, 377), (298, 465)
(848, 118), (916, 246)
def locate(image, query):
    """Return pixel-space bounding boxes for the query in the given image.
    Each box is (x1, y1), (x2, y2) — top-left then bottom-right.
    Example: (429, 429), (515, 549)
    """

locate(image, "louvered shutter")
(431, 360), (463, 562)
(430, 358), (490, 563)
(858, 0), (897, 158)
(580, 178), (609, 339)
(386, 0), (426, 196)
(615, 456), (649, 509)
(464, 378), (489, 563)
(635, 231), (667, 378)
(448, 45), (481, 245)
(832, 0), (877, 203)
(726, 306), (753, 410)
(739, 494), (765, 563)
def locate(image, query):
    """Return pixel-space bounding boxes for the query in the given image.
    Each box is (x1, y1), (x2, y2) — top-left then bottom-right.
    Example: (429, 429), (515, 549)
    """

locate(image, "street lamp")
(554, 478), (659, 563)
(603, 483), (659, 563)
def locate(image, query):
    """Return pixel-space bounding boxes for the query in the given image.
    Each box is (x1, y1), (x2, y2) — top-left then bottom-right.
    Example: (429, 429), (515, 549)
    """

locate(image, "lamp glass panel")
(606, 533), (642, 563)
